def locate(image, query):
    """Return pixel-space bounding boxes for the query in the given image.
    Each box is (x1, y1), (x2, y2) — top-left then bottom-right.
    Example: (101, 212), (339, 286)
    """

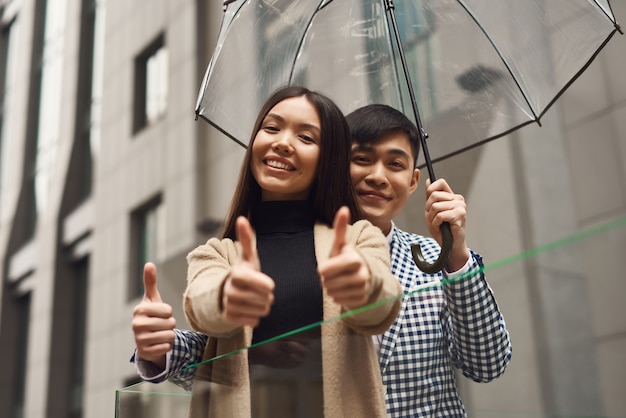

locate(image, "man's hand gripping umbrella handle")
(411, 222), (453, 274)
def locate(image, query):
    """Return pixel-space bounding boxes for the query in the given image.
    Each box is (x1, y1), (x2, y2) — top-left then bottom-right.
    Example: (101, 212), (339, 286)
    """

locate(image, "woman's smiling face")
(251, 96), (322, 201)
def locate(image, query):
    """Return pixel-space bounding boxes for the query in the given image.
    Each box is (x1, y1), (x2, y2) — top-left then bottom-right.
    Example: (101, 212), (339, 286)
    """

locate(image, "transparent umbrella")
(196, 0), (622, 272)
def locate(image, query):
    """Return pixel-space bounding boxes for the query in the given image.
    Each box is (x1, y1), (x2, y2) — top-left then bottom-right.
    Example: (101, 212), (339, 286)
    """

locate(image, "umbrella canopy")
(195, 0), (621, 273)
(196, 0), (621, 168)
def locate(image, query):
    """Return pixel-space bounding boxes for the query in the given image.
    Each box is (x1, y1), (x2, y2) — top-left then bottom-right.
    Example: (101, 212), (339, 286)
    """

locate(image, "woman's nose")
(272, 135), (293, 153)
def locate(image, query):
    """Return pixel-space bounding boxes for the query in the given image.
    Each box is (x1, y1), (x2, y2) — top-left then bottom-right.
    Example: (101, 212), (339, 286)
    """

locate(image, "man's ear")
(408, 168), (420, 195)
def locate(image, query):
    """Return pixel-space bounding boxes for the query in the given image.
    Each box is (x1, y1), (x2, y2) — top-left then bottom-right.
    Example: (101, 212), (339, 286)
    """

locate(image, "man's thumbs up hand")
(132, 263), (176, 368)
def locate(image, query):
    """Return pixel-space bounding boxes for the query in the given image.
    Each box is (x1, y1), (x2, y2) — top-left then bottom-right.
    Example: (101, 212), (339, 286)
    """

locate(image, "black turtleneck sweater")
(250, 200), (323, 344)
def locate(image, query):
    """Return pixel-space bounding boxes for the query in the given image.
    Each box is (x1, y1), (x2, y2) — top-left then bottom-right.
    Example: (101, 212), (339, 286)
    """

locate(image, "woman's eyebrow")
(265, 113), (320, 133)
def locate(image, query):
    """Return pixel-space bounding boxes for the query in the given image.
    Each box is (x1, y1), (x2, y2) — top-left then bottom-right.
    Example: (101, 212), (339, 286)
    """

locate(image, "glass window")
(68, 257), (89, 418)
(129, 196), (162, 300)
(11, 292), (31, 418)
(133, 35), (168, 133)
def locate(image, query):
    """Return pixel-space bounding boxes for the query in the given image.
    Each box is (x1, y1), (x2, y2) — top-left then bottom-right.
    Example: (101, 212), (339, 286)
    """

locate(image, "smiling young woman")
(182, 86), (402, 418)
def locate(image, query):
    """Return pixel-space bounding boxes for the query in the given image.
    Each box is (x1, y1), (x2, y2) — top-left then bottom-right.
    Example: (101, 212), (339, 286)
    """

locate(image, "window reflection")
(134, 35), (168, 132)
(145, 46), (168, 125)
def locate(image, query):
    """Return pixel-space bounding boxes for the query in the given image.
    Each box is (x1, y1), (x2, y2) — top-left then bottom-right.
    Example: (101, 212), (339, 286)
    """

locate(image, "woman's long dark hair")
(221, 85), (360, 239)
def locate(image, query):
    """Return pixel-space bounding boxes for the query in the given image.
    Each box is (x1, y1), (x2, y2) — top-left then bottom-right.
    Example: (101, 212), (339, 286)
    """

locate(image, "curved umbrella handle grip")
(411, 222), (453, 274)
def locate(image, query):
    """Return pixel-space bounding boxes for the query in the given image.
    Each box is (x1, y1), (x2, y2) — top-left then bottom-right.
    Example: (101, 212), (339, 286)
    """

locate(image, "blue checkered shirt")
(132, 224), (511, 416)
(378, 225), (511, 417)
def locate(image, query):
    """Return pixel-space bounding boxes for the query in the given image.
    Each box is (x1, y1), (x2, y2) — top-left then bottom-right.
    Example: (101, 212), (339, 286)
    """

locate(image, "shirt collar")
(385, 221), (395, 245)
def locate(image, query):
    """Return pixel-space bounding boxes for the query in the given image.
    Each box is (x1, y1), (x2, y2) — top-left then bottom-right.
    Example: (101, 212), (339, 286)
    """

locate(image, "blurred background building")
(0, 0), (624, 417)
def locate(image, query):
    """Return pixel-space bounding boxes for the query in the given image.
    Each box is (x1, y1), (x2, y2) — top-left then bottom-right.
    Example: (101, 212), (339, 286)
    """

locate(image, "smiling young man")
(345, 104), (511, 417)
(131, 104), (512, 417)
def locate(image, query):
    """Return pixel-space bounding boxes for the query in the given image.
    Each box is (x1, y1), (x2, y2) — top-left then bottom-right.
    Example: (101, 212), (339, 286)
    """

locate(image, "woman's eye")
(263, 125), (279, 132)
(299, 135), (315, 143)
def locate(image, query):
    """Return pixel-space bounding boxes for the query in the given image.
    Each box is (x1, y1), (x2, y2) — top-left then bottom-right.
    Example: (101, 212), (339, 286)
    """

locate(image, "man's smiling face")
(350, 132), (420, 235)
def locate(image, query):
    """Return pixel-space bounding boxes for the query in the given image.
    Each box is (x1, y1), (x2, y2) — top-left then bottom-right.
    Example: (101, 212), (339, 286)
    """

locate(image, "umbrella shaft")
(384, 0), (437, 181)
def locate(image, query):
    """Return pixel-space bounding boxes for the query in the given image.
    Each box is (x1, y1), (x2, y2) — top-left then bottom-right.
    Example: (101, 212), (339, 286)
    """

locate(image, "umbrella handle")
(411, 222), (453, 274)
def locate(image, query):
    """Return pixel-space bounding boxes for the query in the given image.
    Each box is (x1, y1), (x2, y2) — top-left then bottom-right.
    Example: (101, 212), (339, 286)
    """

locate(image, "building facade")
(0, 1), (624, 417)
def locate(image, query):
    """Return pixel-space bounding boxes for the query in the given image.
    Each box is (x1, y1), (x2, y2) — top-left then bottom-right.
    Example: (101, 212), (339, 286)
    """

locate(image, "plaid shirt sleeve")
(381, 227), (512, 417)
(131, 328), (208, 392)
(442, 251), (512, 382)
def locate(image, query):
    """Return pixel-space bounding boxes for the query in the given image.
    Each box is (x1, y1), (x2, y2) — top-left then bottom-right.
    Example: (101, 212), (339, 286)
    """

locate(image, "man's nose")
(365, 163), (387, 185)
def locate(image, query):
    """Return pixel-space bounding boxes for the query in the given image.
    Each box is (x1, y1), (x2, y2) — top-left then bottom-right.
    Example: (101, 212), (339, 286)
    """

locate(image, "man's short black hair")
(346, 104), (421, 167)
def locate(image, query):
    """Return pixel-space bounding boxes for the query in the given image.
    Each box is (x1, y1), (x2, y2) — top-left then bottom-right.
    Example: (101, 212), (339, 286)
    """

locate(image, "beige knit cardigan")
(184, 219), (402, 418)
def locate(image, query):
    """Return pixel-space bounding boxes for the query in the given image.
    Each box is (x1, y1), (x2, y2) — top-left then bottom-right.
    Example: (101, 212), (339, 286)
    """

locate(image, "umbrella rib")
(535, 28), (620, 124)
(591, 0), (623, 34)
(421, 121), (536, 169)
(288, 1), (326, 84)
(455, 0), (539, 122)
(197, 113), (248, 149)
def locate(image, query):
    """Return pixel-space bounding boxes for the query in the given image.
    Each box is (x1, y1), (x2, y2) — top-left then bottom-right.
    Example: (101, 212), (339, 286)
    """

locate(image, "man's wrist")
(135, 351), (172, 381)
(445, 248), (471, 275)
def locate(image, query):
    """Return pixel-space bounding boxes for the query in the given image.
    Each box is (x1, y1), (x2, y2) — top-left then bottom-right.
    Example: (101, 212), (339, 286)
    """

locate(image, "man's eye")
(352, 155), (370, 163)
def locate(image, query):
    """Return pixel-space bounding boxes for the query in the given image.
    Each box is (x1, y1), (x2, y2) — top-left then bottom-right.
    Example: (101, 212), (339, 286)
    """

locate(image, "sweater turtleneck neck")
(251, 200), (316, 234)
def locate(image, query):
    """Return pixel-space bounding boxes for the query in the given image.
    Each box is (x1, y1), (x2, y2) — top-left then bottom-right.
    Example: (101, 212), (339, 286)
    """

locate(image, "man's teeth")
(267, 160), (291, 170)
